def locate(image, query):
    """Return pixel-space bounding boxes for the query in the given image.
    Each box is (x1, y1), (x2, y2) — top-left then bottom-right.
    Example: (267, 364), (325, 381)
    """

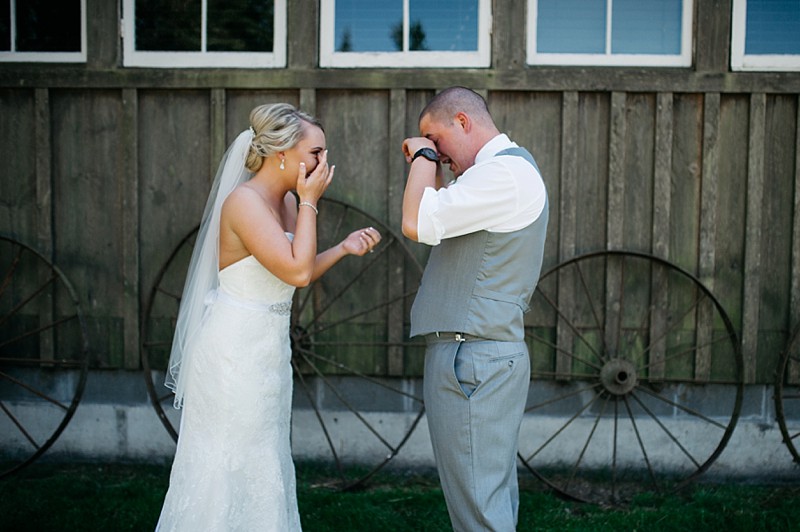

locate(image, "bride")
(155, 103), (381, 531)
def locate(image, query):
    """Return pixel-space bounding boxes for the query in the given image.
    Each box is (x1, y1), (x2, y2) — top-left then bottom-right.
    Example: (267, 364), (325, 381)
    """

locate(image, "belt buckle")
(454, 333), (466, 342)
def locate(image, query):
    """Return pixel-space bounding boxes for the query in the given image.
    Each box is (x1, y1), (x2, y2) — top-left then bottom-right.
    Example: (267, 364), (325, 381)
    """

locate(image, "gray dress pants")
(423, 335), (530, 532)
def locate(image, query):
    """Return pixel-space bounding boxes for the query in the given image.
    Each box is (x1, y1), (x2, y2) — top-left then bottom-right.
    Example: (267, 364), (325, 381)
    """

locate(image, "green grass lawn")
(1, 461), (798, 531)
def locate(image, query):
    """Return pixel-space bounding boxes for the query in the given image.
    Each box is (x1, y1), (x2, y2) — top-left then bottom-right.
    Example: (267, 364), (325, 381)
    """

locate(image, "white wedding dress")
(156, 248), (301, 532)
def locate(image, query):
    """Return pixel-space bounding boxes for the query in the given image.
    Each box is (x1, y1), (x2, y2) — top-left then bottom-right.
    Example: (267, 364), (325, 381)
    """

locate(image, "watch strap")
(412, 147), (438, 162)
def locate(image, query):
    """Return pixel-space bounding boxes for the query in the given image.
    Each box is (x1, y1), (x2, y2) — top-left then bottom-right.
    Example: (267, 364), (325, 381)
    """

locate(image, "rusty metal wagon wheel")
(0, 235), (90, 478)
(141, 197), (425, 490)
(520, 250), (743, 505)
(775, 322), (800, 464)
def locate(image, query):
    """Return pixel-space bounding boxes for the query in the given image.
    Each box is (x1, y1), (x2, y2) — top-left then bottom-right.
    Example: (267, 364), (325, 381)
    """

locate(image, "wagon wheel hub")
(599, 357), (637, 396)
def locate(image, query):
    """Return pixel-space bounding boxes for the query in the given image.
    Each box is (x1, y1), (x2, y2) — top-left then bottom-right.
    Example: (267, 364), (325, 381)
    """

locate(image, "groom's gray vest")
(409, 147), (548, 342)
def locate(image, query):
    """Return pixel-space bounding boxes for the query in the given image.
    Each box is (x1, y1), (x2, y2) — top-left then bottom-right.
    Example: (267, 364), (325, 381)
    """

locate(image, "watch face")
(415, 148), (438, 162)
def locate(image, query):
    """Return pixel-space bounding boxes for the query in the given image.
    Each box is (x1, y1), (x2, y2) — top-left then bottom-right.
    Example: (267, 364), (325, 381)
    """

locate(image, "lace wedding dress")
(156, 248), (301, 532)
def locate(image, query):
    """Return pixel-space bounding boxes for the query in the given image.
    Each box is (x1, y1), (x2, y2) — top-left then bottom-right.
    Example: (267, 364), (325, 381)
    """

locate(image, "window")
(0, 0), (86, 63)
(731, 0), (800, 71)
(320, 0), (491, 68)
(122, 0), (286, 68)
(527, 0), (693, 67)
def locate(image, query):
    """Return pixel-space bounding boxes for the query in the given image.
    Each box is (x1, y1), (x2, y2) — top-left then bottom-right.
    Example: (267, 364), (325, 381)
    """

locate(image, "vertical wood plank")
(605, 92), (627, 356)
(653, 92), (674, 259)
(742, 93), (767, 384)
(300, 88), (316, 115)
(210, 89), (226, 184)
(560, 92), (579, 262)
(650, 92), (675, 380)
(121, 89), (140, 368)
(387, 89), (407, 376)
(87, 0), (118, 68)
(755, 96), (795, 380)
(695, 0), (732, 73)
(793, 99), (800, 332)
(696, 93), (721, 381)
(607, 92), (627, 251)
(287, 0), (318, 69)
(699, 93), (720, 287)
(556, 92), (578, 377)
(791, 98), (800, 382)
(492, 0), (526, 70)
(34, 88), (54, 360)
(34, 89), (52, 256)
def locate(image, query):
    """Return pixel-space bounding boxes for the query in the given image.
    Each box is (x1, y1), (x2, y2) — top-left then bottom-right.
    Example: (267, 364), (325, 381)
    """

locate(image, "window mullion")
(605, 0), (613, 56)
(201, 0), (207, 52)
(403, 0), (410, 52)
(10, 0), (16, 52)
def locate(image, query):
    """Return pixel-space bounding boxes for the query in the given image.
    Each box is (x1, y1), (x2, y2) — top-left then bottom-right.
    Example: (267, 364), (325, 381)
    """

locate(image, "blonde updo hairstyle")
(246, 103), (323, 173)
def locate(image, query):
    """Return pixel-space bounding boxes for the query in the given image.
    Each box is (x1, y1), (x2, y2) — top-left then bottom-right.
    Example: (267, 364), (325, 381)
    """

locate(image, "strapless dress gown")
(156, 250), (300, 531)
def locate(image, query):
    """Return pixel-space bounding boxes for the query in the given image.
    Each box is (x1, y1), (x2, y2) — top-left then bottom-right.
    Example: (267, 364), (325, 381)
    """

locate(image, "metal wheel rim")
(519, 249), (744, 504)
(0, 234), (90, 478)
(141, 198), (426, 489)
(775, 322), (800, 464)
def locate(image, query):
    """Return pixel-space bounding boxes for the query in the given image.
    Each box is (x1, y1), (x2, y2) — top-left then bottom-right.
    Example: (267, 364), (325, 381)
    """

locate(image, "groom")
(401, 86), (548, 531)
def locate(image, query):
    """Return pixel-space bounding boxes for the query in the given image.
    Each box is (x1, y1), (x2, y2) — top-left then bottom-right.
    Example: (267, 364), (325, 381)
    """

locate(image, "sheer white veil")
(165, 128), (254, 408)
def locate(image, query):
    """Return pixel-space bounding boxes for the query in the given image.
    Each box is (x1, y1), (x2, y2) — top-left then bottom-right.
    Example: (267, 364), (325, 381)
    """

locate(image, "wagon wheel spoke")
(291, 357), (346, 482)
(294, 346), (411, 452)
(621, 395), (659, 493)
(0, 370), (70, 409)
(520, 250), (743, 505)
(775, 323), (800, 463)
(295, 235), (396, 324)
(141, 198), (426, 489)
(289, 198), (425, 489)
(0, 235), (89, 479)
(304, 288), (417, 338)
(295, 346), (423, 403)
(534, 282), (605, 370)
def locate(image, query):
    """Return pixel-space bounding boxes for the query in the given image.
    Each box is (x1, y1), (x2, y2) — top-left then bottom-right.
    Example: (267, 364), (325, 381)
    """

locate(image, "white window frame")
(0, 0), (87, 63)
(731, 0), (800, 71)
(320, 0), (491, 68)
(526, 0), (694, 67)
(122, 0), (286, 68)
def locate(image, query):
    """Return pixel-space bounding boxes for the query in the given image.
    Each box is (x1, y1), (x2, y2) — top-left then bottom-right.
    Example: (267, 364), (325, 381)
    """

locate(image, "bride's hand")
(341, 226), (381, 256)
(296, 150), (334, 206)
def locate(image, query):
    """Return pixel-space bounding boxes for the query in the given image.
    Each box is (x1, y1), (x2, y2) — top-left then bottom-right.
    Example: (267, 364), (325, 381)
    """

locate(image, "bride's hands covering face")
(295, 148), (334, 205)
(341, 226), (382, 256)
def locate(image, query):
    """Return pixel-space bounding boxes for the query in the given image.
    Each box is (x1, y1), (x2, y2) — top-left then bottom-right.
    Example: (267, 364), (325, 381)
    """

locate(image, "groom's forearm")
(401, 158), (438, 241)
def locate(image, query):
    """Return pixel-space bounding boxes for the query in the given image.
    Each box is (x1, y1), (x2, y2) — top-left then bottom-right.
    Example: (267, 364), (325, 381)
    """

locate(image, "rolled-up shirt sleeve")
(416, 159), (540, 246)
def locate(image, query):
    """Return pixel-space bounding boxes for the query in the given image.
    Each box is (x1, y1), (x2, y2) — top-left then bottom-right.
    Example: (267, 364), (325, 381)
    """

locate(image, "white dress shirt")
(416, 134), (548, 246)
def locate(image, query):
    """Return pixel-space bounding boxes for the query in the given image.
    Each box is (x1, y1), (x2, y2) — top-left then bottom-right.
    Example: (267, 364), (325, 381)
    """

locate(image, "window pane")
(1, 0), (9, 51)
(746, 0), (800, 55)
(537, 0), (606, 54)
(16, 0), (81, 52)
(136, 0), (201, 51)
(207, 0), (274, 52)
(612, 0), (681, 54)
(409, 0), (478, 51)
(335, 0), (402, 51)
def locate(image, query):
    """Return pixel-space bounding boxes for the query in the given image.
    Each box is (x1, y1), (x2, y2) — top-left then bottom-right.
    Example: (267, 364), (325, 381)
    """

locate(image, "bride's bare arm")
(222, 157), (333, 287)
(310, 226), (381, 282)
(221, 189), (316, 286)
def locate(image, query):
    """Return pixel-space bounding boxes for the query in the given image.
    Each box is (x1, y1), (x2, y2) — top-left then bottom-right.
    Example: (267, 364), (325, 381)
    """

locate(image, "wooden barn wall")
(0, 0), (799, 384)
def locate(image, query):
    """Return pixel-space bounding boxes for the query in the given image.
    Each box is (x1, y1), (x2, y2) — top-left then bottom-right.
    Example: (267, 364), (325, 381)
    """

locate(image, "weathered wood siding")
(0, 0), (798, 383)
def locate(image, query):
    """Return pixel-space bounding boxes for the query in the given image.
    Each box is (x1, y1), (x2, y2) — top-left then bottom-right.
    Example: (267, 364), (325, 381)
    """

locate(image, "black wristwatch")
(412, 147), (439, 163)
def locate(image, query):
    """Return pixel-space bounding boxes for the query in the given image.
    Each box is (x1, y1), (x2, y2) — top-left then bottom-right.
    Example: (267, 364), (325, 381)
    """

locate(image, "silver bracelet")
(299, 201), (318, 215)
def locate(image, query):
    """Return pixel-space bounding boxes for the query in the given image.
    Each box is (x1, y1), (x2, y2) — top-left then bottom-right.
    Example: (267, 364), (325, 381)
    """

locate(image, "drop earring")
(280, 158), (285, 170)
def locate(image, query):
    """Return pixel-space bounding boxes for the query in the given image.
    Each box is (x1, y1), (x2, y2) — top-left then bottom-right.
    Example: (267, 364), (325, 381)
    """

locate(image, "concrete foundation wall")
(1, 371), (798, 482)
